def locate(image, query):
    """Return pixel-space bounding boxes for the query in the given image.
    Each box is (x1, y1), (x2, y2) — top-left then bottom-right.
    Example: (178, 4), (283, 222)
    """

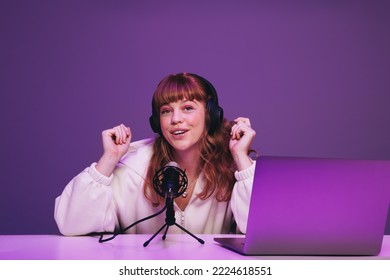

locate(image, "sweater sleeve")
(54, 163), (118, 236)
(230, 161), (256, 233)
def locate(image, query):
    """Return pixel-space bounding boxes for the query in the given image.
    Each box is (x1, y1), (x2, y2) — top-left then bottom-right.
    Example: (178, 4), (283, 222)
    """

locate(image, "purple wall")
(1, 1), (389, 234)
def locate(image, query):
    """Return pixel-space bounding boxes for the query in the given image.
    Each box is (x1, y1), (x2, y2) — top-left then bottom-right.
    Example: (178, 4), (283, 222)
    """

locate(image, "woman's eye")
(160, 109), (171, 115)
(184, 106), (193, 111)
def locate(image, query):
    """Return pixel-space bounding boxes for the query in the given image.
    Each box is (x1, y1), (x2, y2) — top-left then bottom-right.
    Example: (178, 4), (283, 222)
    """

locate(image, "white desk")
(1, 234), (389, 260)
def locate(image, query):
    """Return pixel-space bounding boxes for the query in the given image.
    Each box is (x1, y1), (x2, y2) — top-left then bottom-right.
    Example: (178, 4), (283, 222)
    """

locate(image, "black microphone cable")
(91, 205), (167, 243)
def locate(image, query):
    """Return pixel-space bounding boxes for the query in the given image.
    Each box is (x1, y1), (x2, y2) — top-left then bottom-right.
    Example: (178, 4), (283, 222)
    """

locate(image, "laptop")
(214, 156), (390, 255)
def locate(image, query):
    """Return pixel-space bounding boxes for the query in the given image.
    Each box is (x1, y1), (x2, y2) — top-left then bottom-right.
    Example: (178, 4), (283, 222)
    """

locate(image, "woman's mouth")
(171, 129), (188, 136)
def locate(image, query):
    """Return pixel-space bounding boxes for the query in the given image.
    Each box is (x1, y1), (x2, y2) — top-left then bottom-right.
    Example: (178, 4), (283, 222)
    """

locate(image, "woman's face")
(159, 99), (206, 156)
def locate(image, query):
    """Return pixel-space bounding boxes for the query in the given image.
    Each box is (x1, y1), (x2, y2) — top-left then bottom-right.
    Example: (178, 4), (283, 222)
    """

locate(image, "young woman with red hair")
(55, 73), (256, 236)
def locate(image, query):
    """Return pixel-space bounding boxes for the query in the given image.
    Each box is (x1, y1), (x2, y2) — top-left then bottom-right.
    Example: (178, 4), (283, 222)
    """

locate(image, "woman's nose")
(171, 110), (183, 124)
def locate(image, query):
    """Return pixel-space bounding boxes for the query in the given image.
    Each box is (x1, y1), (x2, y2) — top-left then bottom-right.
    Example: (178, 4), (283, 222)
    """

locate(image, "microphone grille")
(152, 161), (188, 198)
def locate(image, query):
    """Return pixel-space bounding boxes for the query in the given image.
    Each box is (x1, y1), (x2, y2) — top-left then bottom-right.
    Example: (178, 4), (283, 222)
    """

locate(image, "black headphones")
(149, 73), (224, 136)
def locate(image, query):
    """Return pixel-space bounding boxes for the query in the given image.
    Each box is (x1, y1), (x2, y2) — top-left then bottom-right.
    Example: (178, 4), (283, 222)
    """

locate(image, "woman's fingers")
(231, 118), (252, 140)
(102, 124), (131, 147)
(110, 124), (131, 144)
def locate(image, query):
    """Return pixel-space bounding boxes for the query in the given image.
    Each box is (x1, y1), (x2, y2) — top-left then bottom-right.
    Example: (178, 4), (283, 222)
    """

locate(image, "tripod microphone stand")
(143, 188), (205, 247)
(97, 163), (204, 246)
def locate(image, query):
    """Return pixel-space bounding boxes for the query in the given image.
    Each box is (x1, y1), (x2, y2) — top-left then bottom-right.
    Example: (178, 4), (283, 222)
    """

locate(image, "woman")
(54, 73), (256, 236)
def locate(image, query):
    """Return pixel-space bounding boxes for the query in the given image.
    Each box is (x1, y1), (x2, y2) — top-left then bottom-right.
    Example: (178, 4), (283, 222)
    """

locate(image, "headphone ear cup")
(217, 106), (224, 123)
(206, 99), (224, 134)
(149, 114), (161, 135)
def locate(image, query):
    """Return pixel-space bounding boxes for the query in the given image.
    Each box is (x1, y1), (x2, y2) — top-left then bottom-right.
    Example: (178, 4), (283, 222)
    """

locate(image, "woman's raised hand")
(96, 124), (131, 176)
(229, 117), (256, 171)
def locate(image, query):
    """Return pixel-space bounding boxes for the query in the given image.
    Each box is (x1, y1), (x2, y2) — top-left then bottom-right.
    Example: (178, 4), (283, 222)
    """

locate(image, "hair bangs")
(152, 74), (207, 111)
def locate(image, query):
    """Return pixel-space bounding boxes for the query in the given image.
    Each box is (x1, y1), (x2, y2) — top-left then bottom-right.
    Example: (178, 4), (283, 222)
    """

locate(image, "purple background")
(1, 0), (389, 234)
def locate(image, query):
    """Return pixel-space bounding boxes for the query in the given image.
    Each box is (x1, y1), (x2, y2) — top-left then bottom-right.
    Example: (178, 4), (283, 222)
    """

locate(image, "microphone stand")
(143, 189), (205, 247)
(98, 164), (204, 247)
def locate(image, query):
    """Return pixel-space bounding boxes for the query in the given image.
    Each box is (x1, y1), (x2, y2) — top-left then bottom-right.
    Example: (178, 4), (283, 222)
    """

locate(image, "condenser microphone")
(98, 161), (204, 246)
(144, 162), (204, 246)
(153, 162), (188, 199)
